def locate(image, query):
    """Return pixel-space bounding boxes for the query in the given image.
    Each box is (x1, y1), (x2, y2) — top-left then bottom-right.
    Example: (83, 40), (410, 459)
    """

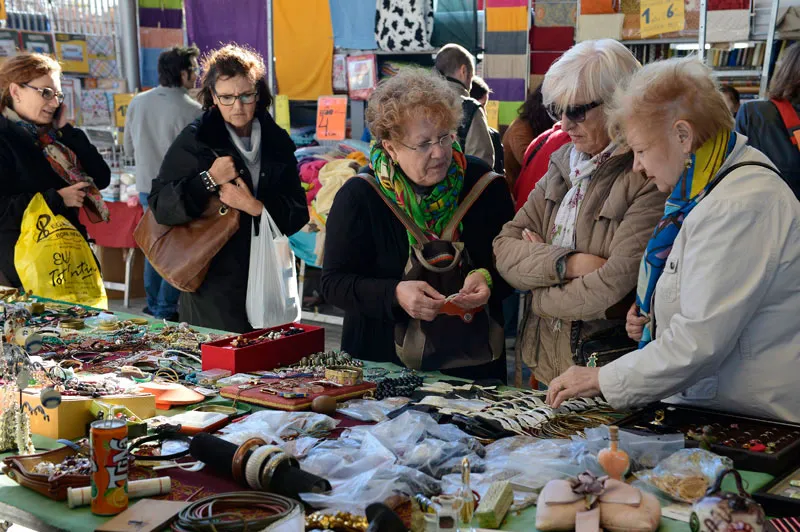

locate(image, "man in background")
(470, 76), (503, 174)
(720, 85), (741, 116)
(124, 46), (202, 320)
(435, 43), (495, 167)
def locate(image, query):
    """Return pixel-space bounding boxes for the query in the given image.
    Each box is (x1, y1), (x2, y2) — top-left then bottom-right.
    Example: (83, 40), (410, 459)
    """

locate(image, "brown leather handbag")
(133, 196), (240, 293)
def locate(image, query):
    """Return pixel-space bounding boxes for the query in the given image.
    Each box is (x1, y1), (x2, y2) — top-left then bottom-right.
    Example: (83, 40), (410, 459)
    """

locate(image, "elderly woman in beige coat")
(493, 39), (667, 386)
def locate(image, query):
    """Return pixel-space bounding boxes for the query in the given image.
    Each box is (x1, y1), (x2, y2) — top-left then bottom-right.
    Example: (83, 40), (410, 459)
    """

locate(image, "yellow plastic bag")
(14, 193), (108, 309)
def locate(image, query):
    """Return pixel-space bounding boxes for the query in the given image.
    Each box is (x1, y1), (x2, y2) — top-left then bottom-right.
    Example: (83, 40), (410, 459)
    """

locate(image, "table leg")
(123, 248), (134, 308)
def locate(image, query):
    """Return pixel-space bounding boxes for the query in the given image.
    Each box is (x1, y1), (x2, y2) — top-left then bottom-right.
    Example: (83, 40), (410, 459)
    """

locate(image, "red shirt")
(513, 124), (571, 212)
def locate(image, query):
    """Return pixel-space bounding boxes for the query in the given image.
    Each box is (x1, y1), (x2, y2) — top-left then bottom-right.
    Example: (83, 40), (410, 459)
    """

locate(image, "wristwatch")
(200, 170), (219, 192)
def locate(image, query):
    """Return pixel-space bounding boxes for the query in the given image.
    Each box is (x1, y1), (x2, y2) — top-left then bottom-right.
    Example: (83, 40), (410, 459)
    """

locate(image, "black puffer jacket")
(736, 99), (800, 199)
(148, 108), (308, 333)
(0, 114), (110, 287)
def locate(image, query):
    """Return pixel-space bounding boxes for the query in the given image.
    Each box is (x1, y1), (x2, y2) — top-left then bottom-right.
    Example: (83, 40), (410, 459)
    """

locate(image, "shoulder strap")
(707, 161), (781, 196)
(442, 171), (502, 241)
(457, 99), (481, 151)
(523, 130), (552, 168)
(770, 99), (800, 148)
(357, 174), (430, 246)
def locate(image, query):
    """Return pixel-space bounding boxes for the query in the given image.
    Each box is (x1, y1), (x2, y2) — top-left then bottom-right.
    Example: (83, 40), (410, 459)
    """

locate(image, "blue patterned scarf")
(637, 130), (737, 347)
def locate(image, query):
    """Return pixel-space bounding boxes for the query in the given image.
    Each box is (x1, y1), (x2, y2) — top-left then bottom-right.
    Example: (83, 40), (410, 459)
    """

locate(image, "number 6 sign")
(640, 0), (685, 38)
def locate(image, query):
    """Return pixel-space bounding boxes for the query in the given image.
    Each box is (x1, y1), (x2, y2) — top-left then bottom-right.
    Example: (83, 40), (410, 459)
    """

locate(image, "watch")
(200, 170), (219, 192)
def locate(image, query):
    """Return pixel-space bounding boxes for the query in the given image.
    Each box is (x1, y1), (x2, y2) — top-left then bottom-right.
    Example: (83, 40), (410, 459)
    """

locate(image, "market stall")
(0, 289), (797, 532)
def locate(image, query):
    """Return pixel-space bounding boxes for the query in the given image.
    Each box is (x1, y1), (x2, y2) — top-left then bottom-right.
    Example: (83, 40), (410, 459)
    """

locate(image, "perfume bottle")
(598, 425), (630, 481)
(457, 457), (475, 532)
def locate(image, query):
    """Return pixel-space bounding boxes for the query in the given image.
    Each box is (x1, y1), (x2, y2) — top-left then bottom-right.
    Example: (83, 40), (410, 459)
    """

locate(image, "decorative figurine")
(598, 425), (630, 481)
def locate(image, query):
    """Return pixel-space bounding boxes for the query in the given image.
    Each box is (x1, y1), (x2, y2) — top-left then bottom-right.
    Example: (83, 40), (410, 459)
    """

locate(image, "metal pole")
(760, 0), (780, 98)
(698, 0), (708, 62)
(266, 0), (275, 113)
(526, 0), (531, 94)
(118, 0), (140, 91)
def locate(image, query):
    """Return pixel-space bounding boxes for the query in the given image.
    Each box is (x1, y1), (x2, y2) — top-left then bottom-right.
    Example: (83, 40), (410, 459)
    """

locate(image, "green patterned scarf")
(369, 141), (466, 246)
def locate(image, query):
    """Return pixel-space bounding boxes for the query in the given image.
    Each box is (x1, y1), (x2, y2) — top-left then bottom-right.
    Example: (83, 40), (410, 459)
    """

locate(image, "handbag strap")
(770, 98), (800, 149)
(358, 174), (430, 246)
(441, 171), (501, 241)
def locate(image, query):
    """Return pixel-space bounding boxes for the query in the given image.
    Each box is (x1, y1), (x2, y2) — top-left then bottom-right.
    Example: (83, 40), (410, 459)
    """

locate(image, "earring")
(684, 157), (692, 169)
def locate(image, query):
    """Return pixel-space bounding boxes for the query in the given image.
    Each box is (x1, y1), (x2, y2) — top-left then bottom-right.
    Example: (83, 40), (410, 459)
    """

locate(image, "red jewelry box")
(201, 323), (325, 374)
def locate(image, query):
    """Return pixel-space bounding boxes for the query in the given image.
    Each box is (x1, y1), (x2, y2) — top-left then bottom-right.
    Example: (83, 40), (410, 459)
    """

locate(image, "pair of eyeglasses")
(215, 91), (257, 106)
(23, 83), (65, 104)
(547, 101), (602, 123)
(399, 133), (454, 154)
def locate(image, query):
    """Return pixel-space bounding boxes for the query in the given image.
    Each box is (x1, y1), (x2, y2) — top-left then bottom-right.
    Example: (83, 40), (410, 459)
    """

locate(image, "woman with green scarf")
(321, 68), (515, 382)
(547, 58), (800, 423)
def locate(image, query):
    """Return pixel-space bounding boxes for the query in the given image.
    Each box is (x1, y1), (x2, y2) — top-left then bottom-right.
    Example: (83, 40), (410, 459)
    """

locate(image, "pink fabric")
(299, 159), (326, 203)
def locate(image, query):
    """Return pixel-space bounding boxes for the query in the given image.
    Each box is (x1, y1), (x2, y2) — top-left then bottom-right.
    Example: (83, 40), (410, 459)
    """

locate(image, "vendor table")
(78, 201), (144, 308)
(0, 306), (777, 532)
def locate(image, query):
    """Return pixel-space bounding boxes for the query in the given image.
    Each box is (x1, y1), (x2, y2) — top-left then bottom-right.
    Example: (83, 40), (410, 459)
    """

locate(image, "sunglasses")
(547, 101), (602, 123)
(23, 83), (65, 104)
(215, 91), (257, 106)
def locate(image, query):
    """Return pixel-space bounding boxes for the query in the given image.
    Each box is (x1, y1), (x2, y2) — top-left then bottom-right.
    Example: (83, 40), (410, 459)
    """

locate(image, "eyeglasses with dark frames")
(22, 83), (65, 104)
(215, 91), (258, 106)
(547, 101), (603, 123)
(398, 133), (454, 154)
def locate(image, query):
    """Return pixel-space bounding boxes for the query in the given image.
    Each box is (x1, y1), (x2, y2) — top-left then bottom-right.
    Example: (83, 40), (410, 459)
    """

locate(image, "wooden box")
(201, 323), (325, 374)
(23, 391), (156, 440)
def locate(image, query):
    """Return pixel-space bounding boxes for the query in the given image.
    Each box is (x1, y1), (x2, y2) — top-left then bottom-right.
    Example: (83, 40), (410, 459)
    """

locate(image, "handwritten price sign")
(316, 96), (348, 141)
(639, 0), (685, 38)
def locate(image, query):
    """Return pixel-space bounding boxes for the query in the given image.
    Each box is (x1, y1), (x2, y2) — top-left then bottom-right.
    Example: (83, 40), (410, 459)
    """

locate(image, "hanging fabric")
(375, 0), (435, 51)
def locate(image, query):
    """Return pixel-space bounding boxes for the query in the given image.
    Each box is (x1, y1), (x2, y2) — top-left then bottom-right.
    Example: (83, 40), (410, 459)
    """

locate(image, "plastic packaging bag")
(573, 426), (685, 473)
(218, 411), (338, 445)
(337, 397), (410, 422)
(246, 208), (301, 328)
(14, 193), (107, 308)
(635, 448), (734, 503)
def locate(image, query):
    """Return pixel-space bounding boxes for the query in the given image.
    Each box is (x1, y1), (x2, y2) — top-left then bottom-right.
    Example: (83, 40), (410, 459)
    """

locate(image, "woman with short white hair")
(547, 57), (800, 423)
(494, 39), (667, 386)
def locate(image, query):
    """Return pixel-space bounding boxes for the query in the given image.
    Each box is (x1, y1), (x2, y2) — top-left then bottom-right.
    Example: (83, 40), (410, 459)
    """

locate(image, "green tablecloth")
(0, 309), (776, 531)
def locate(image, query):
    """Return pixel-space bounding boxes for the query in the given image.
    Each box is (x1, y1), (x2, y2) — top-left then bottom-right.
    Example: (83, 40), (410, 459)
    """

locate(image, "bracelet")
(261, 451), (298, 491)
(244, 445), (283, 490)
(231, 437), (266, 486)
(128, 431), (192, 462)
(325, 366), (363, 386)
(469, 268), (493, 290)
(199, 170), (219, 192)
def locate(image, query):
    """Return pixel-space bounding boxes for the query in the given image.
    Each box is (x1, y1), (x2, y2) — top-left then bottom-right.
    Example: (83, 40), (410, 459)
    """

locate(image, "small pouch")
(536, 479), (587, 531)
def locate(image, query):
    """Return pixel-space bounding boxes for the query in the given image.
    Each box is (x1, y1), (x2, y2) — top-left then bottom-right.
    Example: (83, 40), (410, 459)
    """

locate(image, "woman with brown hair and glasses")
(148, 44), (308, 331)
(0, 52), (110, 288)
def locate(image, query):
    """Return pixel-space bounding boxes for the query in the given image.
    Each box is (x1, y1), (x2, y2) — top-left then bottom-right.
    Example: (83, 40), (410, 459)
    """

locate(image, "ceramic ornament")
(40, 387), (62, 409)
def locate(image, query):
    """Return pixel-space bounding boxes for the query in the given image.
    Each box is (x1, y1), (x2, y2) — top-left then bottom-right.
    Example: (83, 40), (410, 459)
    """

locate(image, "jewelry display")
(374, 372), (424, 400)
(33, 455), (91, 480)
(325, 366), (364, 386)
(228, 327), (303, 348)
(306, 511), (369, 532)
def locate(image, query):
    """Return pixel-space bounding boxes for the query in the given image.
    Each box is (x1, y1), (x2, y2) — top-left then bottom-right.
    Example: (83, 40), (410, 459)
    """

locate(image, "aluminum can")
(90, 418), (128, 516)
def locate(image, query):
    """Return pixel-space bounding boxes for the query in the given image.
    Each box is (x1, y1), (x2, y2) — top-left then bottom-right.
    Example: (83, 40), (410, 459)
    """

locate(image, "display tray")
(1, 446), (89, 501)
(754, 464), (800, 517)
(616, 403), (800, 476)
(201, 323), (325, 374)
(219, 378), (376, 411)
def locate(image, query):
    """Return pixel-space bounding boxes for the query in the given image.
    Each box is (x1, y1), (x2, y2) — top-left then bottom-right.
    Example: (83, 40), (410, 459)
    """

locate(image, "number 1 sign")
(640, 0), (685, 39)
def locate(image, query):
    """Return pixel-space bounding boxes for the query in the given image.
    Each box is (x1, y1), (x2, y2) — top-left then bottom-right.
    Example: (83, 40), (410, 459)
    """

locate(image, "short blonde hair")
(542, 39), (640, 111)
(366, 68), (462, 142)
(607, 57), (734, 150)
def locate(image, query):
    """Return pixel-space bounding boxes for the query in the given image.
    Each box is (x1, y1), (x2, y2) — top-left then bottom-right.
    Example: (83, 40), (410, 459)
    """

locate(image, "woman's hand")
(55, 105), (70, 130)
(545, 366), (602, 408)
(57, 182), (90, 208)
(219, 178), (263, 216)
(522, 228), (545, 244)
(565, 253), (608, 279)
(209, 156), (239, 185)
(626, 302), (649, 342)
(396, 281), (445, 321)
(450, 271), (491, 309)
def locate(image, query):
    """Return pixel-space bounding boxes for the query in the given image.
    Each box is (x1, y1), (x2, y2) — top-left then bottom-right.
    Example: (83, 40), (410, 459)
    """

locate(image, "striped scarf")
(637, 129), (737, 347)
(369, 141), (466, 247)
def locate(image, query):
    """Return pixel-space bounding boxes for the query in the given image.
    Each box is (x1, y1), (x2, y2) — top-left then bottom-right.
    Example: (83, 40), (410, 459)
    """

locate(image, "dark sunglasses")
(547, 101), (602, 123)
(22, 83), (65, 104)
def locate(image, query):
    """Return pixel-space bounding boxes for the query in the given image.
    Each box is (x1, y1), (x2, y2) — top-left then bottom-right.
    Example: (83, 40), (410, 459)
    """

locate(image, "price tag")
(485, 100), (500, 131)
(113, 93), (134, 128)
(316, 96), (348, 141)
(275, 94), (290, 132)
(639, 0), (685, 39)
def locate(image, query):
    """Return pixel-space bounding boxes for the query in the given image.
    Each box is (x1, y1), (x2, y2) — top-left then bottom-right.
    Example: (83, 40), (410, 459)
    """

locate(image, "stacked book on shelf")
(707, 44), (767, 70)
(625, 44), (691, 64)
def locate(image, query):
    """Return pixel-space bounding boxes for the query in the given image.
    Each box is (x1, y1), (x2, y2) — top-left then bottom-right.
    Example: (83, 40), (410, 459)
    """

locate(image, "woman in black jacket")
(321, 69), (514, 382)
(149, 45), (308, 332)
(0, 53), (110, 288)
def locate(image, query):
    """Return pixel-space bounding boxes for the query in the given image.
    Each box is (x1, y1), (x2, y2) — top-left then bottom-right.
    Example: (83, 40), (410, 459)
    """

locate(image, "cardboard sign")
(0, 29), (20, 64)
(55, 33), (89, 74)
(20, 31), (54, 55)
(113, 93), (134, 128)
(485, 100), (500, 131)
(316, 96), (347, 141)
(0, 1), (7, 22)
(640, 0), (685, 38)
(275, 94), (290, 132)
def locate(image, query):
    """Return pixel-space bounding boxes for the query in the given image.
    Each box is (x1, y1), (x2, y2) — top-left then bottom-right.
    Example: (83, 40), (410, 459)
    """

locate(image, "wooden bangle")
(231, 437), (266, 486)
(244, 445), (283, 490)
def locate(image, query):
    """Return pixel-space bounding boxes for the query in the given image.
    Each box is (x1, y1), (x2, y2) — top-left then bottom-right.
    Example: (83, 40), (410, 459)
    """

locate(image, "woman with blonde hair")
(547, 57), (800, 423)
(493, 39), (667, 387)
(322, 68), (514, 381)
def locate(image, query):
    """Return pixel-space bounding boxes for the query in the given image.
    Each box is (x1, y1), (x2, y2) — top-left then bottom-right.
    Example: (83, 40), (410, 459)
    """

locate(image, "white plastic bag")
(246, 208), (301, 328)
